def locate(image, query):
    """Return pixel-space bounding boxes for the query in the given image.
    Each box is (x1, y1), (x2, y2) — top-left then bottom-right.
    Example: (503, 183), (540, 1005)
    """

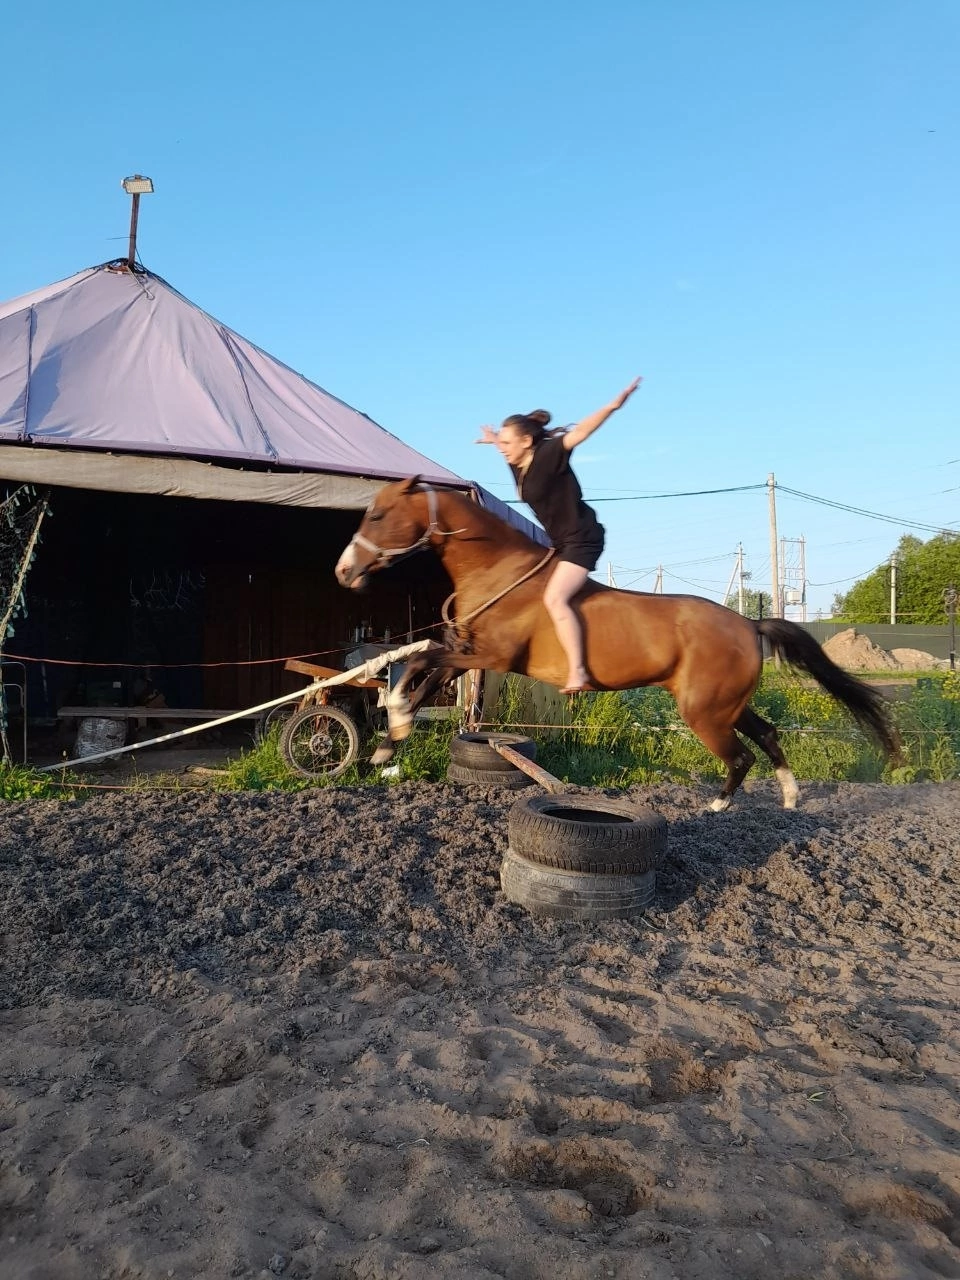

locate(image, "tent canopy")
(0, 261), (544, 538)
(0, 261), (460, 481)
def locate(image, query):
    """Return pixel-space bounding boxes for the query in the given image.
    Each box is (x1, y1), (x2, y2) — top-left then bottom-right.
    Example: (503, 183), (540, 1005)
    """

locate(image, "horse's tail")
(756, 618), (901, 759)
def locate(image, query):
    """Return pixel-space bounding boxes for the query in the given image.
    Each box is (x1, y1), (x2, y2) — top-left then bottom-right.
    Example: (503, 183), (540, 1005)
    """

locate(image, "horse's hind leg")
(683, 711), (756, 813)
(736, 707), (799, 810)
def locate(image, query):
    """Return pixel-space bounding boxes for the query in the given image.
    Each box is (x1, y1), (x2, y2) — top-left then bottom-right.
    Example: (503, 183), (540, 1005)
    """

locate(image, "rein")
(350, 485), (466, 568)
(442, 548), (557, 632)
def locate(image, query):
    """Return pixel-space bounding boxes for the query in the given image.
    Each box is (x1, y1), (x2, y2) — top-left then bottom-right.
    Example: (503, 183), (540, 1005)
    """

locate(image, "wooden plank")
(284, 658), (386, 687)
(492, 742), (571, 794)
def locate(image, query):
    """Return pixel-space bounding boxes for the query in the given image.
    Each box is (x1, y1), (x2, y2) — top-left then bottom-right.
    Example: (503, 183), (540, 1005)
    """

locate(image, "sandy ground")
(2, 778), (960, 1280)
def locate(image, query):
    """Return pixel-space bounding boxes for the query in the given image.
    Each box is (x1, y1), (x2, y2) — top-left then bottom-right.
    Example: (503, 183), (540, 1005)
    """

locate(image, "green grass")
(213, 718), (459, 791)
(0, 761), (77, 800)
(5, 667), (957, 799)
(486, 668), (960, 788)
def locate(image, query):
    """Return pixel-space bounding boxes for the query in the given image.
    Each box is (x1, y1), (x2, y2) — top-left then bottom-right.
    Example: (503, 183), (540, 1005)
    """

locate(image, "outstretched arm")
(562, 377), (642, 451)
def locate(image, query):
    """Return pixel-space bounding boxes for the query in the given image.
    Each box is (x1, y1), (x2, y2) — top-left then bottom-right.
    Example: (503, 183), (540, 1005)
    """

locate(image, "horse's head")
(335, 476), (435, 590)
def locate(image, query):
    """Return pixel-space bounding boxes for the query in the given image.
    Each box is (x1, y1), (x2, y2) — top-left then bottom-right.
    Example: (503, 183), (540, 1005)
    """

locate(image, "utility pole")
(607, 562), (616, 587)
(722, 551), (738, 611)
(780, 535), (807, 621)
(890, 553), (898, 625)
(767, 473), (780, 618)
(944, 585), (957, 671)
(654, 565), (663, 594)
(721, 544), (747, 613)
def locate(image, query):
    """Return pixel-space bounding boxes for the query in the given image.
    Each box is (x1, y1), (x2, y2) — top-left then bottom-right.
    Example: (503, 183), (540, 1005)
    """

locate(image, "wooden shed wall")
(14, 486), (451, 717)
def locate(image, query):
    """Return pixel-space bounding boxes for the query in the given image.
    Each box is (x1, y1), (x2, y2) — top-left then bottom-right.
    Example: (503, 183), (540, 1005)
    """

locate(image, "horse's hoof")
(776, 767), (799, 810)
(709, 796), (732, 813)
(370, 744), (395, 766)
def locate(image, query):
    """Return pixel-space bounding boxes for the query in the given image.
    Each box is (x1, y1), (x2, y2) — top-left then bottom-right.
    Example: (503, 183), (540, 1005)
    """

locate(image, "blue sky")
(3, 0), (957, 619)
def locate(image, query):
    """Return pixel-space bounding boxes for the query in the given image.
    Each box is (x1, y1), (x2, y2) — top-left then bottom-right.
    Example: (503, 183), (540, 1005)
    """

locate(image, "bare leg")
(543, 560), (591, 690)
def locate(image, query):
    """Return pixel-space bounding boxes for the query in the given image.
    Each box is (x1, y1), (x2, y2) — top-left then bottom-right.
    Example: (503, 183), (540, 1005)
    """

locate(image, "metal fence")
(801, 621), (953, 662)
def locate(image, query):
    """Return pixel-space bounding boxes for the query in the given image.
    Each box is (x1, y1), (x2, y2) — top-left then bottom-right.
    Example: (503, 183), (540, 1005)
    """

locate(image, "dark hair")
(501, 409), (555, 445)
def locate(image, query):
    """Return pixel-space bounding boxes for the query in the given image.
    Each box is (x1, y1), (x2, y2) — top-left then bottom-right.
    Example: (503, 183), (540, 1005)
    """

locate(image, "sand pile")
(890, 648), (951, 671)
(822, 628), (950, 672)
(822, 628), (900, 671)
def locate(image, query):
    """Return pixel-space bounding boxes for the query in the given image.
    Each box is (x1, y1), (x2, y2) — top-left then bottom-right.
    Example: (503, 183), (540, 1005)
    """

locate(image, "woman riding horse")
(334, 482), (900, 810)
(477, 378), (642, 694)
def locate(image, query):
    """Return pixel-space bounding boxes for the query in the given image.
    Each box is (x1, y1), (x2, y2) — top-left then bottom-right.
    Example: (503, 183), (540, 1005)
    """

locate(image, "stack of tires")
(501, 794), (667, 921)
(447, 732), (538, 789)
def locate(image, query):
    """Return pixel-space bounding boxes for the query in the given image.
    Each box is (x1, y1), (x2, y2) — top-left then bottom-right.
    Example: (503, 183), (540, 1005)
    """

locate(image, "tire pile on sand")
(822, 627), (949, 671)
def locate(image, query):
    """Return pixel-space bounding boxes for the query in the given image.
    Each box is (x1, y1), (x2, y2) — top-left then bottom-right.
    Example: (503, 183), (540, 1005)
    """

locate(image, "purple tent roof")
(0, 262), (463, 484)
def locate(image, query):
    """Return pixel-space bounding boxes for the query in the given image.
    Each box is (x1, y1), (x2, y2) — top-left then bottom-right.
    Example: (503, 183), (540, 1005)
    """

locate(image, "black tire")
(500, 849), (656, 921)
(279, 706), (360, 781)
(446, 762), (531, 789)
(257, 701), (297, 743)
(449, 732), (537, 773)
(508, 794), (667, 874)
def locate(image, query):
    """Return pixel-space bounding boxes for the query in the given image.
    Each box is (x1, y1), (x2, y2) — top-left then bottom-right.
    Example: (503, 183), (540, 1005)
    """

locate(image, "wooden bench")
(57, 706), (263, 722)
(57, 662), (387, 726)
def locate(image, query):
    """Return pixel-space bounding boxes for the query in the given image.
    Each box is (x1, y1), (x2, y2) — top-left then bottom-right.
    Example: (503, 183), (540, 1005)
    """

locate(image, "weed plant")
(215, 718), (458, 791)
(0, 761), (76, 801)
(488, 668), (959, 788)
(17, 668), (950, 798)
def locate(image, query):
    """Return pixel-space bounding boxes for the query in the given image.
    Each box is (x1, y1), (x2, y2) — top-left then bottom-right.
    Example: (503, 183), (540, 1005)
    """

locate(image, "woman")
(477, 377), (642, 694)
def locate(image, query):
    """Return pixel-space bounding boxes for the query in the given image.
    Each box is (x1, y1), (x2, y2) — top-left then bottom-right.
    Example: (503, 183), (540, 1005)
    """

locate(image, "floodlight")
(121, 176), (154, 195)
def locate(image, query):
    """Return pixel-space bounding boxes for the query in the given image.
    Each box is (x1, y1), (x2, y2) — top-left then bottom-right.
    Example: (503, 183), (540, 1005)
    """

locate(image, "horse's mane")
(432, 485), (548, 557)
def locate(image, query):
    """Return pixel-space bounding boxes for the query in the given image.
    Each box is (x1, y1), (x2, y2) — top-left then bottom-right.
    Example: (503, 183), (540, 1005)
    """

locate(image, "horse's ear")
(398, 475), (421, 494)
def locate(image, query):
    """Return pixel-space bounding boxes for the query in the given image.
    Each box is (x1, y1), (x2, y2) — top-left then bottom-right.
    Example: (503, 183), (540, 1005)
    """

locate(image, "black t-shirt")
(509, 435), (603, 549)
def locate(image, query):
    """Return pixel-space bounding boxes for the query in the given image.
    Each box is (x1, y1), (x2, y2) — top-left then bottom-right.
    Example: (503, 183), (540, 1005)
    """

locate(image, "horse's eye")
(368, 511), (384, 522)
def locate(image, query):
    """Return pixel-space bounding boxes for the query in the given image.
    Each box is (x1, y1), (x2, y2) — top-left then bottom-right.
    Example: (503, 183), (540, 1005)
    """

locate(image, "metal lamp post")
(121, 175), (154, 269)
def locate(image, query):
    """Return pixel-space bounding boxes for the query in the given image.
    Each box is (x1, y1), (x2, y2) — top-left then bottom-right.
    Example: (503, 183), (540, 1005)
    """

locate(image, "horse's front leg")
(371, 649), (495, 766)
(370, 652), (450, 765)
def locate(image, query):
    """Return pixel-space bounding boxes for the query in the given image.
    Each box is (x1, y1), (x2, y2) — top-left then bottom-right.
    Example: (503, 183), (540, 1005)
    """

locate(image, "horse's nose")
(334, 552), (353, 586)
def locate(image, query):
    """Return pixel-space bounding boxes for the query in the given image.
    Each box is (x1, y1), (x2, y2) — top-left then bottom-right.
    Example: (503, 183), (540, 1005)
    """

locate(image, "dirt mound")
(2, 779), (960, 1279)
(823, 627), (900, 671)
(822, 628), (949, 673)
(890, 647), (950, 671)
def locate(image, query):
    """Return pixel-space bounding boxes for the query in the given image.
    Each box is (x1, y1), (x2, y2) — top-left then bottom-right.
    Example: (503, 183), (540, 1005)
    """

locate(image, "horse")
(334, 478), (900, 810)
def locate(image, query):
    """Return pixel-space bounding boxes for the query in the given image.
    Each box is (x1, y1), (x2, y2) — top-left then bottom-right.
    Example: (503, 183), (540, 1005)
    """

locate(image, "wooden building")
(0, 262), (541, 723)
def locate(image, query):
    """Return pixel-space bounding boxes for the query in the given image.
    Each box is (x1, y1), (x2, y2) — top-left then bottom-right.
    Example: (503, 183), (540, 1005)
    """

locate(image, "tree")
(724, 587), (769, 619)
(834, 532), (960, 624)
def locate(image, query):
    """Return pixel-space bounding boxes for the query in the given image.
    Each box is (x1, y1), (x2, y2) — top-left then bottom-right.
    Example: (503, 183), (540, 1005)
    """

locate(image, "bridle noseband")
(349, 485), (465, 570)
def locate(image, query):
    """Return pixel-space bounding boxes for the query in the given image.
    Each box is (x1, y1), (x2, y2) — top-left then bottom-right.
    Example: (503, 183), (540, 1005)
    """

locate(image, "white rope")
(442, 549), (556, 632)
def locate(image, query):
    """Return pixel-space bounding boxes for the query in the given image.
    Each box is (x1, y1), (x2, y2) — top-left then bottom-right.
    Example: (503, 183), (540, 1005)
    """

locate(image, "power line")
(776, 485), (958, 535)
(501, 483), (765, 505)
(593, 484), (766, 504)
(500, 478), (956, 535)
(808, 567), (887, 587)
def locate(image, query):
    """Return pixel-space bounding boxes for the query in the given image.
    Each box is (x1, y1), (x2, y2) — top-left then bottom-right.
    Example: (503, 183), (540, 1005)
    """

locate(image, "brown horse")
(335, 479), (900, 809)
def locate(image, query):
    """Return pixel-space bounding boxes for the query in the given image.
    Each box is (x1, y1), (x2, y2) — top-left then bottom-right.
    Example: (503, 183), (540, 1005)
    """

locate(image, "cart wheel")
(256, 701), (298, 743)
(279, 706), (361, 780)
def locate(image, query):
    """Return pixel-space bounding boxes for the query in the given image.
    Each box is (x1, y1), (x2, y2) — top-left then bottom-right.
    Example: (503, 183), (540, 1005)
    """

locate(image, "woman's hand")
(564, 376), (644, 451)
(611, 376), (643, 410)
(475, 424), (499, 444)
